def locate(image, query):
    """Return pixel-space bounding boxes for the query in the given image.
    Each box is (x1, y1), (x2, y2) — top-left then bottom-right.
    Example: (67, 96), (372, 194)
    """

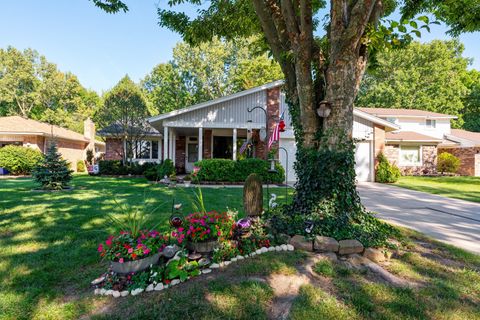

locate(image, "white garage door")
(355, 141), (373, 182)
(279, 138), (297, 183)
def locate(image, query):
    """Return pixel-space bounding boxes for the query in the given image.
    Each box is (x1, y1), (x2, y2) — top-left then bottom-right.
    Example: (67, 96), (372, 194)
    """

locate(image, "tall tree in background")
(95, 75), (150, 164)
(142, 37), (282, 115)
(0, 46), (101, 132)
(463, 69), (480, 132)
(93, 0), (479, 239)
(357, 40), (471, 128)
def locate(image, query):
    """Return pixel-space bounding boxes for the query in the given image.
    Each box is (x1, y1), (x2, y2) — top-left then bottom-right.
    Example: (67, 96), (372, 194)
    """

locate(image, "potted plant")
(98, 230), (169, 274)
(185, 211), (236, 253)
(183, 175), (192, 187)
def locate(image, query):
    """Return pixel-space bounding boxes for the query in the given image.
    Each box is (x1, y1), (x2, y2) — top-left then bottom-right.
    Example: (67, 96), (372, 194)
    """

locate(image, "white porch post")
(232, 128), (237, 161)
(198, 127), (203, 161)
(172, 131), (176, 166)
(169, 128), (174, 161)
(163, 126), (169, 160)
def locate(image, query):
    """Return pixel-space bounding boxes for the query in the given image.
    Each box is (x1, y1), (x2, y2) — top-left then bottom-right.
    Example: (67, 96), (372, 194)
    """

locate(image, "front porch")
(162, 126), (267, 173)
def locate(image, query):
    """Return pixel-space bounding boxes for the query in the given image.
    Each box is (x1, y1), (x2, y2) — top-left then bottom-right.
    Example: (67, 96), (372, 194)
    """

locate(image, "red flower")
(97, 244), (104, 252)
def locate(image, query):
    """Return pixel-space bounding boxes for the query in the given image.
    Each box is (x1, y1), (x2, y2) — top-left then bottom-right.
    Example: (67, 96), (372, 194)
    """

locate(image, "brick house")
(439, 129), (480, 176)
(0, 116), (105, 171)
(144, 81), (398, 182)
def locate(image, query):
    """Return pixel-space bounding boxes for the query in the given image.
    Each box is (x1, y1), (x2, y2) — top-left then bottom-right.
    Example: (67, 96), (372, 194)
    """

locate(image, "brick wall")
(438, 146), (480, 176)
(23, 135), (45, 152)
(384, 144), (399, 165)
(45, 138), (87, 171)
(175, 136), (186, 173)
(266, 87), (280, 158)
(385, 144), (437, 175)
(203, 129), (212, 159)
(252, 129), (267, 159)
(105, 138), (123, 160)
(373, 125), (385, 167)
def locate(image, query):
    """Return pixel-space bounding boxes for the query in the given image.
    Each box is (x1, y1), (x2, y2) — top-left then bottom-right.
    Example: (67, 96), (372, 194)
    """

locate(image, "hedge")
(0, 145), (44, 175)
(98, 160), (157, 176)
(194, 158), (285, 183)
(144, 160), (175, 181)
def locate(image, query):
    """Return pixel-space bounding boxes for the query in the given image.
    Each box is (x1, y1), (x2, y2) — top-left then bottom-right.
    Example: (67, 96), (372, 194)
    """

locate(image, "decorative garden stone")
(275, 246), (282, 251)
(243, 173), (263, 216)
(111, 253), (161, 274)
(268, 247), (276, 252)
(105, 290), (113, 296)
(363, 247), (386, 263)
(146, 284), (154, 292)
(112, 290), (121, 298)
(94, 288), (101, 295)
(120, 290), (129, 296)
(289, 235), (313, 251)
(237, 255), (244, 260)
(281, 244), (288, 251)
(202, 268), (212, 274)
(163, 245), (180, 259)
(260, 247), (268, 253)
(154, 283), (164, 291)
(198, 257), (211, 267)
(91, 276), (105, 286)
(338, 239), (364, 255)
(188, 252), (202, 261)
(314, 236), (339, 252)
(100, 288), (106, 295)
(171, 279), (180, 286)
(231, 257), (238, 262)
(224, 261), (231, 266)
(210, 263), (220, 269)
(287, 244), (294, 251)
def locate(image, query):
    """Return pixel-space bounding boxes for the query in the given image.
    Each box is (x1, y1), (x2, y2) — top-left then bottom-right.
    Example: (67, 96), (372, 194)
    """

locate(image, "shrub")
(32, 143), (73, 190)
(0, 145), (43, 175)
(86, 149), (94, 165)
(194, 158), (285, 183)
(437, 152), (460, 174)
(144, 159), (175, 181)
(76, 160), (86, 172)
(375, 153), (401, 183)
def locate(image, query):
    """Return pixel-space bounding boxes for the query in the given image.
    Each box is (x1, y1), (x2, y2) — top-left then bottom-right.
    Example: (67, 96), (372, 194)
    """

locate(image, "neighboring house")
(358, 108), (480, 176)
(98, 123), (163, 163)
(0, 116), (105, 171)
(146, 81), (399, 182)
(439, 129), (480, 176)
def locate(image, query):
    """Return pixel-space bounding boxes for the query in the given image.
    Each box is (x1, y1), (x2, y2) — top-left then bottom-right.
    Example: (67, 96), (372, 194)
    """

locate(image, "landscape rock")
(363, 247), (386, 263)
(120, 290), (129, 296)
(275, 246), (282, 251)
(231, 257), (238, 262)
(224, 261), (231, 266)
(105, 290), (113, 296)
(170, 279), (181, 286)
(281, 244), (288, 251)
(198, 257), (211, 267)
(210, 263), (220, 269)
(347, 253), (369, 270)
(237, 255), (244, 260)
(99, 288), (106, 295)
(286, 244), (294, 251)
(255, 249), (262, 254)
(94, 288), (101, 295)
(314, 236), (339, 252)
(338, 239), (364, 255)
(251, 252), (257, 256)
(268, 247), (276, 252)
(289, 235), (313, 251)
(163, 245), (180, 259)
(112, 290), (121, 298)
(154, 283), (164, 291)
(146, 284), (154, 292)
(260, 247), (269, 253)
(202, 268), (212, 274)
(318, 252), (338, 261)
(91, 276), (105, 286)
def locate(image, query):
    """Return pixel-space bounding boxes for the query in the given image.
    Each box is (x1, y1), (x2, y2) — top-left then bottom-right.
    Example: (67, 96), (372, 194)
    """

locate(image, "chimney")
(84, 118), (96, 150)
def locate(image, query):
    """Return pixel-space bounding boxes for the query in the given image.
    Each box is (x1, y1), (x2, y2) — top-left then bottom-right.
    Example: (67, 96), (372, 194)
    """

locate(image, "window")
(213, 136), (233, 159)
(126, 140), (160, 160)
(187, 143), (198, 163)
(400, 146), (421, 166)
(152, 141), (159, 159)
(426, 119), (436, 128)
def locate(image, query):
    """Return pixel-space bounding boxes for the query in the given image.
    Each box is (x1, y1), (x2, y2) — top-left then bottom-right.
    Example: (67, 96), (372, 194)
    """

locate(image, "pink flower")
(143, 249), (151, 255)
(128, 248), (133, 254)
(217, 231), (221, 236)
(97, 244), (103, 252)
(119, 258), (124, 263)
(178, 227), (184, 232)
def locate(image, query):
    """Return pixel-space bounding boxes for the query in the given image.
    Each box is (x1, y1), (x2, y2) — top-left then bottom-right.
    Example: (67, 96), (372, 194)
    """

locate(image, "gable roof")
(358, 107), (457, 119)
(148, 80), (399, 130)
(98, 123), (162, 137)
(0, 116), (91, 142)
(385, 131), (443, 143)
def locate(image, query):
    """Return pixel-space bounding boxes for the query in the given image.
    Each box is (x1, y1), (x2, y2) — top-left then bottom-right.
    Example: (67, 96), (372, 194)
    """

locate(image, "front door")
(185, 136), (198, 172)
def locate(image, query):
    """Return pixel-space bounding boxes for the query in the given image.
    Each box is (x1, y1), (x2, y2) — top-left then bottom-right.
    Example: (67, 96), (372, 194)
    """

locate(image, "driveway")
(357, 182), (480, 255)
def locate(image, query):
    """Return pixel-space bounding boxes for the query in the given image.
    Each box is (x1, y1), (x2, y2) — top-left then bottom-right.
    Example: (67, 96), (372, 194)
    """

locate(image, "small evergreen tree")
(32, 143), (73, 190)
(375, 153), (401, 183)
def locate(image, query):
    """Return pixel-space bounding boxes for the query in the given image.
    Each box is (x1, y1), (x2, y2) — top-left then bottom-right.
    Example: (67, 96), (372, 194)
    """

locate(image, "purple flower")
(237, 218), (251, 229)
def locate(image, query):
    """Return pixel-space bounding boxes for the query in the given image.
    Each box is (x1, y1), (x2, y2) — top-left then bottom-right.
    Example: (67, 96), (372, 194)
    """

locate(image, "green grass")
(1, 176), (479, 320)
(394, 176), (480, 203)
(0, 176), (292, 320)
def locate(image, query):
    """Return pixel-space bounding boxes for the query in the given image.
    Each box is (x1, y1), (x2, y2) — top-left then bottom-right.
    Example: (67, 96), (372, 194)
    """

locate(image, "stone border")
(93, 244), (295, 298)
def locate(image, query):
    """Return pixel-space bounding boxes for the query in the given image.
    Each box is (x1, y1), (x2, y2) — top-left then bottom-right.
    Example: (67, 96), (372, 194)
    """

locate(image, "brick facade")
(175, 136), (186, 173)
(438, 147), (480, 176)
(105, 138), (123, 160)
(385, 144), (437, 175)
(373, 125), (385, 168)
(203, 129), (212, 159)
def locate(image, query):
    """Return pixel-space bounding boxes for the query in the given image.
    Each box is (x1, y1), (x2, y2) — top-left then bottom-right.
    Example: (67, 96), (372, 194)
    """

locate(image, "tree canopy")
(0, 46), (100, 133)
(357, 40), (476, 128)
(142, 37), (282, 115)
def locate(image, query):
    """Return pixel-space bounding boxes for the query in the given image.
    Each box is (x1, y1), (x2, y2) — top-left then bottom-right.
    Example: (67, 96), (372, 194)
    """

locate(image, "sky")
(0, 0), (479, 94)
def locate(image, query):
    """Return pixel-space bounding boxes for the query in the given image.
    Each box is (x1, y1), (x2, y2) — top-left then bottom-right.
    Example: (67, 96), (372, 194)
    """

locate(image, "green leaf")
(409, 21), (418, 29)
(398, 25), (407, 33)
(417, 16), (429, 24)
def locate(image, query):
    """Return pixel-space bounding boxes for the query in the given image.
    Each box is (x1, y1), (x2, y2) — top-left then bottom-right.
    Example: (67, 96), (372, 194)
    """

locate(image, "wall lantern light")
(316, 100), (332, 118)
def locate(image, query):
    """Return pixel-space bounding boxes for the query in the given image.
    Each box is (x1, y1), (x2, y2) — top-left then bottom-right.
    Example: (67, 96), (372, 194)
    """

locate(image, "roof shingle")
(358, 107), (456, 119)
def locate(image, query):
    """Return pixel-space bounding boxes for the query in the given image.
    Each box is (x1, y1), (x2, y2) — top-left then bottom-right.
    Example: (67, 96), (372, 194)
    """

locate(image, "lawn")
(395, 176), (480, 203)
(1, 176), (479, 320)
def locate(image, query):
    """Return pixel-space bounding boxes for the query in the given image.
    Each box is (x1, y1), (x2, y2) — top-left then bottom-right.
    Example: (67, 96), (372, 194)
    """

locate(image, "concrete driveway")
(357, 182), (480, 255)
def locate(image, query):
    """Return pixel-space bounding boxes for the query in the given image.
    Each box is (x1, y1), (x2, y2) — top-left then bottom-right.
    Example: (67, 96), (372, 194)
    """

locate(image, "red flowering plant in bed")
(98, 230), (169, 263)
(184, 211), (235, 243)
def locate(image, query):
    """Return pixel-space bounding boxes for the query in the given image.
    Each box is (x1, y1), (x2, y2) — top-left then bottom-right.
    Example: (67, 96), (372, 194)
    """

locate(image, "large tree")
(95, 75), (151, 164)
(142, 37), (282, 115)
(357, 40), (472, 128)
(92, 0), (479, 241)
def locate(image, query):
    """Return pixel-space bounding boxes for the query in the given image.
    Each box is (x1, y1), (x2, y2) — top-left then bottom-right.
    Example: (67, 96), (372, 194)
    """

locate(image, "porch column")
(169, 128), (174, 161)
(172, 131), (176, 166)
(232, 128), (237, 161)
(163, 126), (169, 160)
(198, 127), (203, 161)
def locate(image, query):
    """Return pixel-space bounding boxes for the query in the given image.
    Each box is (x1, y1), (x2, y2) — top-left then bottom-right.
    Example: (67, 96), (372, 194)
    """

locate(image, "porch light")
(316, 100), (332, 118)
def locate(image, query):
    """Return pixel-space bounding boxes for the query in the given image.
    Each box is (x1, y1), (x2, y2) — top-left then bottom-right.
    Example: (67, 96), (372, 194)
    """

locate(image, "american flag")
(239, 140), (249, 154)
(268, 110), (285, 150)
